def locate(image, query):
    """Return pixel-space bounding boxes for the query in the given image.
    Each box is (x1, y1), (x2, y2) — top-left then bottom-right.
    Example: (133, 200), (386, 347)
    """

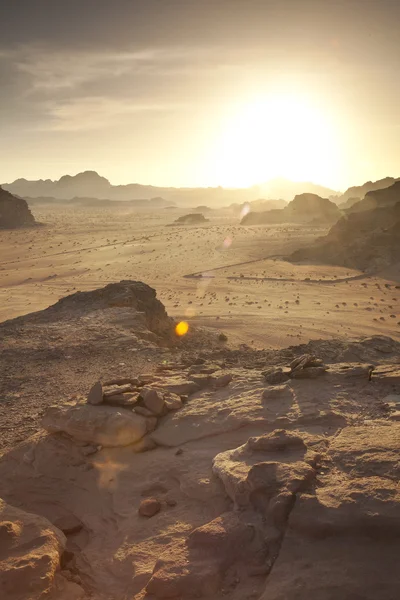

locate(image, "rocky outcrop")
(242, 193), (341, 225)
(0, 186), (36, 229)
(41, 280), (174, 338)
(290, 201), (400, 271)
(339, 176), (400, 204)
(172, 213), (209, 225)
(0, 499), (66, 600)
(345, 179), (400, 213)
(42, 403), (148, 447)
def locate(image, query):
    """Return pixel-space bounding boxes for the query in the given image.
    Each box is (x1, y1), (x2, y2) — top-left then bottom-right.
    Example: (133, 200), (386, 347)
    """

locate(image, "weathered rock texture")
(0, 498), (66, 600)
(0, 186), (36, 229)
(291, 201), (400, 271)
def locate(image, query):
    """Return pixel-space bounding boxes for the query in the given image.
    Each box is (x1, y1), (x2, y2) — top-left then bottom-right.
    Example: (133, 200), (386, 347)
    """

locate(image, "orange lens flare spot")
(175, 321), (189, 337)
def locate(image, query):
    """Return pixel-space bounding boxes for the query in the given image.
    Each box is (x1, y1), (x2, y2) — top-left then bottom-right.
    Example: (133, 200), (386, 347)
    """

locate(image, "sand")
(0, 204), (399, 348)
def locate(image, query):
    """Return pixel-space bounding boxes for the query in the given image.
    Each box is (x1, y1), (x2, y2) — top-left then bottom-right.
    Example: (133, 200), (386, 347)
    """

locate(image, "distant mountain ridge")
(3, 171), (339, 208)
(339, 177), (400, 204)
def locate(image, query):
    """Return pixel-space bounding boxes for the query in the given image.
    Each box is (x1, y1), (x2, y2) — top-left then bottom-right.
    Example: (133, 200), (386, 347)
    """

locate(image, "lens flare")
(240, 203), (250, 220)
(175, 321), (189, 336)
(223, 236), (232, 249)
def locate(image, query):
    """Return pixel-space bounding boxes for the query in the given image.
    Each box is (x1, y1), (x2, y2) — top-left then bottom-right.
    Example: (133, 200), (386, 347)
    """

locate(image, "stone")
(103, 383), (136, 396)
(42, 403), (147, 447)
(291, 366), (326, 379)
(214, 373), (233, 388)
(103, 393), (139, 407)
(146, 416), (158, 432)
(0, 498), (66, 600)
(132, 435), (157, 453)
(141, 388), (165, 415)
(161, 380), (201, 396)
(139, 498), (161, 518)
(134, 406), (154, 417)
(262, 384), (293, 402)
(0, 186), (36, 229)
(189, 374), (212, 389)
(262, 367), (290, 384)
(53, 514), (83, 535)
(102, 377), (140, 387)
(164, 393), (183, 410)
(87, 380), (103, 405)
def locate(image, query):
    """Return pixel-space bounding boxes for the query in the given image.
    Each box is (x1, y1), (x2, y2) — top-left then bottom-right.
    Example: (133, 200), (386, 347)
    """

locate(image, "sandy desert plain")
(1, 203), (399, 347)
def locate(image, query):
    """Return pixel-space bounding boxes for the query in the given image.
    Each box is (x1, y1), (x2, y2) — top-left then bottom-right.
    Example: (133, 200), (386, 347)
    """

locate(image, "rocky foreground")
(1, 314), (400, 599)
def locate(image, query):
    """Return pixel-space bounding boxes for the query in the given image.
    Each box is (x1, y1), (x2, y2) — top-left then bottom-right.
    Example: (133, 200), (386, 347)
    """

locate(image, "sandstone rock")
(290, 354), (323, 371)
(146, 416), (158, 433)
(103, 392), (139, 407)
(213, 430), (316, 512)
(132, 435), (157, 453)
(214, 373), (233, 388)
(134, 406), (154, 417)
(262, 367), (290, 384)
(291, 366), (326, 379)
(139, 498), (161, 518)
(103, 384), (136, 396)
(164, 393), (183, 410)
(53, 514), (83, 535)
(0, 498), (66, 600)
(161, 380), (201, 396)
(189, 374), (212, 389)
(42, 403), (147, 447)
(141, 388), (165, 415)
(102, 377), (139, 387)
(87, 381), (103, 405)
(262, 384), (293, 402)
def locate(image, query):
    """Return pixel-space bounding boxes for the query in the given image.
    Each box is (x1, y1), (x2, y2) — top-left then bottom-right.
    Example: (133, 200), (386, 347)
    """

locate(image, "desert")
(2, 2), (400, 599)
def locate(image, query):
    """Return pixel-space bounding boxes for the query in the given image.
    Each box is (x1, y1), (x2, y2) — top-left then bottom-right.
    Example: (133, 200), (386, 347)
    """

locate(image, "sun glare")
(209, 92), (340, 188)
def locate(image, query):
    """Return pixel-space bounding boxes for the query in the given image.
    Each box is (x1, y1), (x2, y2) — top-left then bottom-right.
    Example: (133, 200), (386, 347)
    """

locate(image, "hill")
(3, 171), (338, 208)
(0, 186), (36, 229)
(345, 180), (400, 214)
(339, 176), (400, 204)
(242, 193), (341, 225)
(290, 201), (400, 271)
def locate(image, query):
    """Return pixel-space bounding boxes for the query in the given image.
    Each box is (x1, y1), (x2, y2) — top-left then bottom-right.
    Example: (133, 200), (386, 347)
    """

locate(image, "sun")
(209, 92), (340, 188)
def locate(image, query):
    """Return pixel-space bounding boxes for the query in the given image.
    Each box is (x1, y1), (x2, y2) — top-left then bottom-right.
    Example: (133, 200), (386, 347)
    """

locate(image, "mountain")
(0, 186), (36, 229)
(345, 180), (400, 214)
(257, 178), (339, 202)
(241, 193), (341, 225)
(3, 171), (339, 208)
(290, 201), (400, 271)
(339, 177), (400, 204)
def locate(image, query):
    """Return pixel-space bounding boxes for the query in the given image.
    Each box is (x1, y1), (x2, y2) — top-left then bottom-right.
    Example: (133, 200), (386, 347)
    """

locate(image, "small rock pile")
(42, 368), (233, 450)
(263, 353), (326, 384)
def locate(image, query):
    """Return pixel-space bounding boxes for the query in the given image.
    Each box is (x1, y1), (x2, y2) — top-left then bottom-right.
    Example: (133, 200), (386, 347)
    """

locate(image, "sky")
(1, 0), (400, 191)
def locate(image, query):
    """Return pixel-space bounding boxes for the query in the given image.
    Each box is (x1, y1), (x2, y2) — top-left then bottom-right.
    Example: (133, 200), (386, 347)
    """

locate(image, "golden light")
(209, 91), (341, 188)
(175, 321), (189, 336)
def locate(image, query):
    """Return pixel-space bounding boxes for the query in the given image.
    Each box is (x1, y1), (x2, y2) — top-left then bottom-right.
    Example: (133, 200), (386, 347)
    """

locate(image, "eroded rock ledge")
(0, 335), (399, 599)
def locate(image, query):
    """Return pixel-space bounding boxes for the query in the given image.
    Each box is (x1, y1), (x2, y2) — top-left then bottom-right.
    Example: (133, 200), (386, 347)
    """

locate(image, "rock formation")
(0, 334), (400, 599)
(345, 179), (400, 213)
(290, 201), (400, 271)
(339, 176), (400, 204)
(173, 213), (209, 225)
(0, 186), (36, 229)
(242, 193), (341, 225)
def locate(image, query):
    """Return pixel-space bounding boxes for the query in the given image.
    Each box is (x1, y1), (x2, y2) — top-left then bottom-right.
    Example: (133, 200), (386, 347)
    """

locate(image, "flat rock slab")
(42, 403), (147, 447)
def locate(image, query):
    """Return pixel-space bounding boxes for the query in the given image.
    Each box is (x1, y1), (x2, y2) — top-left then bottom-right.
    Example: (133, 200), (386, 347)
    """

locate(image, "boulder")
(42, 403), (147, 447)
(87, 381), (103, 405)
(262, 367), (290, 384)
(141, 388), (165, 415)
(0, 498), (66, 600)
(139, 498), (161, 518)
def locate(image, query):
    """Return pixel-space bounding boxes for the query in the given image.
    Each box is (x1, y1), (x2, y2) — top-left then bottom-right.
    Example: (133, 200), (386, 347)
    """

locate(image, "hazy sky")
(1, 0), (400, 191)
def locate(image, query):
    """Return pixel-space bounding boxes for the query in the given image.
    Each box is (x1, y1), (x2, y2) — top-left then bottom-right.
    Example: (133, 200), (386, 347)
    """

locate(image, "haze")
(1, 0), (400, 190)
